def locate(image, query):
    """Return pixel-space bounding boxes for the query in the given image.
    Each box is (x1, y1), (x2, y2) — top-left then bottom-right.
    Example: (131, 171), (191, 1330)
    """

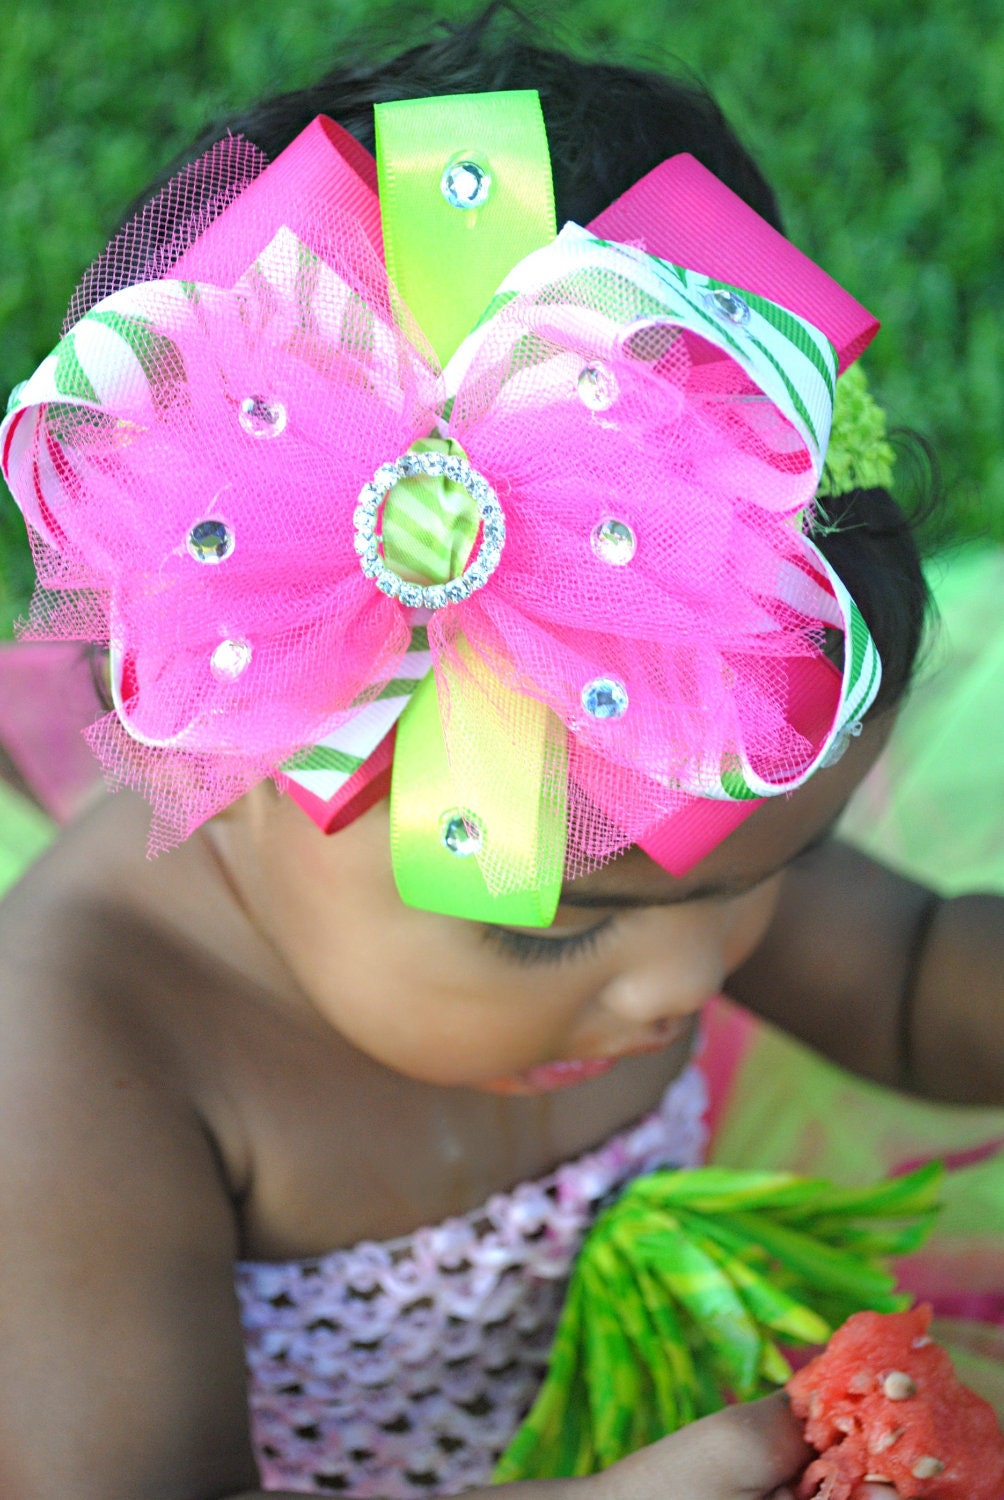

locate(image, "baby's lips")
(478, 1017), (692, 1095)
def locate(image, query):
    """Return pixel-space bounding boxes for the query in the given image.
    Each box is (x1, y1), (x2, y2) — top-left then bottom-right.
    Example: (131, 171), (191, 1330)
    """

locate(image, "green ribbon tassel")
(494, 1160), (943, 1480)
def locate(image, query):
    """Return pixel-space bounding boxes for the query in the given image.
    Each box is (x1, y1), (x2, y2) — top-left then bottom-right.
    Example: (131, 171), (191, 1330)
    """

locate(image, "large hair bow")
(1, 93), (881, 924)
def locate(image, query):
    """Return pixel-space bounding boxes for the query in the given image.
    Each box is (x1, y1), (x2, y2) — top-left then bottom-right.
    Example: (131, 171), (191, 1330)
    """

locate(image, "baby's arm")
(0, 899), (263, 1499)
(726, 837), (1004, 1103)
(238, 1394), (814, 1500)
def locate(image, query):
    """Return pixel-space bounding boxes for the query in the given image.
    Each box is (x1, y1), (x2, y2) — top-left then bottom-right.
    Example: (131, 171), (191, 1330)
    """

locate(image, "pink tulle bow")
(2, 118), (878, 871)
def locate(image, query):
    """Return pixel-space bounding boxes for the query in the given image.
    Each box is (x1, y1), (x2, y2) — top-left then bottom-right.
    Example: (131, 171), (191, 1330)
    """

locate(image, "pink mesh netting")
(10, 135), (442, 847)
(64, 134), (269, 328)
(5, 127), (840, 872)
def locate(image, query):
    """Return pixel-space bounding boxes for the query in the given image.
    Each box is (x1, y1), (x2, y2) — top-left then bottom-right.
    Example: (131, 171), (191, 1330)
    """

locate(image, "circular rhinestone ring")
(353, 451), (506, 610)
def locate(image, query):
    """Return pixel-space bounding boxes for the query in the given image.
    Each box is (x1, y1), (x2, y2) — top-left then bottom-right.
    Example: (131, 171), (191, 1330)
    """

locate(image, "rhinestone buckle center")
(353, 451), (506, 609)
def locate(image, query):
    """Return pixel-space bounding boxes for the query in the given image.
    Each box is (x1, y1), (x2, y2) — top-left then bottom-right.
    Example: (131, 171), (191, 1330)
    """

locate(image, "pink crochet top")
(235, 1066), (708, 1497)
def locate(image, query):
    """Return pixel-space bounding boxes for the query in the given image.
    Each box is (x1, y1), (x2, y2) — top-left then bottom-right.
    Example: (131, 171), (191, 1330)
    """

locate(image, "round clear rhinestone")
(443, 577), (471, 604)
(581, 676), (629, 720)
(577, 362), (618, 411)
(238, 396), (287, 438)
(590, 517), (636, 566)
(704, 287), (751, 326)
(440, 159), (491, 210)
(441, 811), (482, 856)
(186, 518), (233, 564)
(210, 637), (252, 682)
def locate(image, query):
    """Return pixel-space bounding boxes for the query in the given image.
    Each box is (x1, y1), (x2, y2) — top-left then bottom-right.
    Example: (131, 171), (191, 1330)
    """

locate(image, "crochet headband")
(1, 91), (888, 925)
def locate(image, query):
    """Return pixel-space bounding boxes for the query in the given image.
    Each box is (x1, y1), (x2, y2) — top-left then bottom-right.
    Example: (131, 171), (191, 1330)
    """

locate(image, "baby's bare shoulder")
(0, 816), (264, 1497)
(0, 816), (233, 1250)
(1, 810), (186, 1084)
(0, 794), (370, 1254)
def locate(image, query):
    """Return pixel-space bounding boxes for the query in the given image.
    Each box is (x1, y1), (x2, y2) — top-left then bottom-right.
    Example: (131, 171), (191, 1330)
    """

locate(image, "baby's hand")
(583, 1393), (899, 1500)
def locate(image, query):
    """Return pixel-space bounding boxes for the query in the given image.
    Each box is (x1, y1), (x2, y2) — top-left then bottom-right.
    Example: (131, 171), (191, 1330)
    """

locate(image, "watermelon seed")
(912, 1457), (945, 1479)
(874, 1427), (904, 1451)
(882, 1370), (917, 1399)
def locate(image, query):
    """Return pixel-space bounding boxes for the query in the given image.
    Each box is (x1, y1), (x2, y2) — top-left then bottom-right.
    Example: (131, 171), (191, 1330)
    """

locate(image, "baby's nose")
(599, 954), (724, 1027)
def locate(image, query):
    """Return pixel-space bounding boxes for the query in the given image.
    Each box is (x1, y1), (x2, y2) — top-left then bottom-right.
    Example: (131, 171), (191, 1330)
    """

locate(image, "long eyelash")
(482, 915), (616, 967)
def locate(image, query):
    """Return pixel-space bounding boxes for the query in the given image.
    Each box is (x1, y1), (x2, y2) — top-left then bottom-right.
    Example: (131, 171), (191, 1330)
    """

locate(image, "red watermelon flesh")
(786, 1305), (1004, 1500)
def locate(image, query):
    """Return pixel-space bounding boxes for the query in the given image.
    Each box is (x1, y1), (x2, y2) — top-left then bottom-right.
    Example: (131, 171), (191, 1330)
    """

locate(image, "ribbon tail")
(589, 153), (878, 372)
(390, 662), (566, 926)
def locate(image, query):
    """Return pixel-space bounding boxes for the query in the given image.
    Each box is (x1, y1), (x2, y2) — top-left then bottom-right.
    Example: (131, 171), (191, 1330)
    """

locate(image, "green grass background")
(1, 0), (1002, 633)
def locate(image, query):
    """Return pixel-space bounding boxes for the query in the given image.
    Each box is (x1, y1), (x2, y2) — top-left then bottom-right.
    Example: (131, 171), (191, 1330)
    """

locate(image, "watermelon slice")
(787, 1305), (1004, 1499)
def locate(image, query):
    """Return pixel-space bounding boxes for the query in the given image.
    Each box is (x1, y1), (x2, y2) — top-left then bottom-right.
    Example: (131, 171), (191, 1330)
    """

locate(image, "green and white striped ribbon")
(447, 222), (837, 481)
(5, 281), (193, 542)
(379, 437), (480, 586)
(283, 625), (431, 802)
(705, 540), (881, 801)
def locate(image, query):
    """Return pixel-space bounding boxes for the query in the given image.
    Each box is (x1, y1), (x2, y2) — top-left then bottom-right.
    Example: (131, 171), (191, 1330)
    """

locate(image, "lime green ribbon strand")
(392, 669), (567, 926)
(375, 89), (556, 366)
(376, 90), (564, 925)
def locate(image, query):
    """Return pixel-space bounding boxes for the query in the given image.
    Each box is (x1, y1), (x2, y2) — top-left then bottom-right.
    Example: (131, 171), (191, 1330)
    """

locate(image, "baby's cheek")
(723, 878), (783, 974)
(319, 971), (565, 1087)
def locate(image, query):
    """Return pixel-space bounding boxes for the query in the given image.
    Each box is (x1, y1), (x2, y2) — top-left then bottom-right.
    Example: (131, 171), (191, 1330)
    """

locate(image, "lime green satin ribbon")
(375, 89), (556, 366)
(376, 90), (563, 925)
(392, 668), (567, 926)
